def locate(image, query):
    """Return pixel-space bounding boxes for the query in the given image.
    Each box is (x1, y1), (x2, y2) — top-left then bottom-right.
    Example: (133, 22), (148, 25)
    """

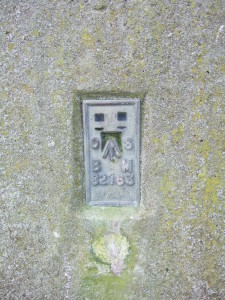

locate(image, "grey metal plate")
(82, 98), (140, 206)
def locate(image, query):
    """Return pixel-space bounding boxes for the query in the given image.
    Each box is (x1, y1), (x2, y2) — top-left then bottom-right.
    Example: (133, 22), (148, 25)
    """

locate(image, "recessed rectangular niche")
(117, 112), (127, 121)
(82, 98), (140, 207)
(95, 113), (104, 122)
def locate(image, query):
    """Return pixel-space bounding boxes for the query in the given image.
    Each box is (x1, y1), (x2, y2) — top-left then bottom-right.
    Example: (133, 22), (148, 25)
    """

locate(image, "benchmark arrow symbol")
(102, 140), (121, 161)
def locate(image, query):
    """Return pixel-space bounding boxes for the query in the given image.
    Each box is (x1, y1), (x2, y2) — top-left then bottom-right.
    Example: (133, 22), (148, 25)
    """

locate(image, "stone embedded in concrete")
(92, 233), (130, 276)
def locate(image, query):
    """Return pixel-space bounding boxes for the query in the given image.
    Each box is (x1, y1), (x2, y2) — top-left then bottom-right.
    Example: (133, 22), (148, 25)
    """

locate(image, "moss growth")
(92, 234), (130, 271)
(81, 206), (139, 221)
(8, 43), (15, 51)
(81, 235), (137, 300)
(31, 29), (39, 37)
(81, 28), (94, 48)
(94, 1), (107, 11)
(101, 132), (122, 152)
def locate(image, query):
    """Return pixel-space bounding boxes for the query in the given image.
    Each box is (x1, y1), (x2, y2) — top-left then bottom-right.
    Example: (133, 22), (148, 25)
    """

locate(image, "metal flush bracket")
(82, 98), (140, 207)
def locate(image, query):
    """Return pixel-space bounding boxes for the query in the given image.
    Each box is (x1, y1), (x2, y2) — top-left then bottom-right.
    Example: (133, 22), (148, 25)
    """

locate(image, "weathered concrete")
(0, 0), (225, 299)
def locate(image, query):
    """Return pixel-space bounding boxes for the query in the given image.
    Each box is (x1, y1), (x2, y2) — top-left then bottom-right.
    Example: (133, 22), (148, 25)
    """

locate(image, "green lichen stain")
(31, 29), (39, 37)
(204, 176), (220, 202)
(8, 43), (15, 51)
(101, 132), (122, 152)
(216, 56), (225, 75)
(81, 28), (94, 48)
(92, 233), (130, 276)
(195, 89), (208, 105)
(81, 237), (137, 300)
(186, 92), (224, 290)
(0, 120), (8, 136)
(172, 124), (184, 144)
(153, 134), (168, 154)
(154, 80), (225, 292)
(94, 1), (107, 11)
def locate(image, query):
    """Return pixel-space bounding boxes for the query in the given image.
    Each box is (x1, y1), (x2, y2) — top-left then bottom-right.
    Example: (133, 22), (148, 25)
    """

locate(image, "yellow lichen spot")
(1, 130), (8, 136)
(1, 91), (7, 99)
(198, 70), (206, 83)
(191, 0), (197, 9)
(80, 77), (88, 83)
(81, 28), (94, 48)
(64, 183), (71, 191)
(197, 55), (204, 65)
(192, 65), (197, 75)
(31, 29), (39, 37)
(195, 89), (207, 105)
(153, 134), (168, 154)
(197, 165), (207, 182)
(127, 35), (136, 46)
(204, 177), (220, 204)
(152, 22), (164, 41)
(45, 35), (53, 44)
(200, 140), (209, 162)
(175, 28), (180, 37)
(60, 20), (66, 30)
(161, 172), (176, 201)
(172, 124), (184, 143)
(94, 0), (107, 10)
(55, 57), (64, 67)
(219, 63), (225, 75)
(215, 57), (225, 75)
(153, 137), (159, 144)
(8, 43), (15, 51)
(192, 111), (201, 121)
(22, 131), (27, 140)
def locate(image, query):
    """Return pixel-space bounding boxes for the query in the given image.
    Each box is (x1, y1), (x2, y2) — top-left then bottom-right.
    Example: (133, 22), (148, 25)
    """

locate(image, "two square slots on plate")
(95, 112), (127, 122)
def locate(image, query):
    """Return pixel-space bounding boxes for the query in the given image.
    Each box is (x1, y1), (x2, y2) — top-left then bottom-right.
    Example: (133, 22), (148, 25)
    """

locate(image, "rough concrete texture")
(0, 0), (225, 299)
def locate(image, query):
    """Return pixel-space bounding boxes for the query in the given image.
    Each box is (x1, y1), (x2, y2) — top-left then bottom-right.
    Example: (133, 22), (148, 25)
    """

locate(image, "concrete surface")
(0, 0), (225, 299)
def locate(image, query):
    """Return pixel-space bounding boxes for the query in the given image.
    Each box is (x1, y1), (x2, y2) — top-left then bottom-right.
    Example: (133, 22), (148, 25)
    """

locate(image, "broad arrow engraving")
(102, 140), (121, 161)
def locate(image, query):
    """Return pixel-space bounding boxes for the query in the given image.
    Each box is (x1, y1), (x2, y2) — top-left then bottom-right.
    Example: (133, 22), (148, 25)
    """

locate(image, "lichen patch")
(92, 233), (130, 276)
